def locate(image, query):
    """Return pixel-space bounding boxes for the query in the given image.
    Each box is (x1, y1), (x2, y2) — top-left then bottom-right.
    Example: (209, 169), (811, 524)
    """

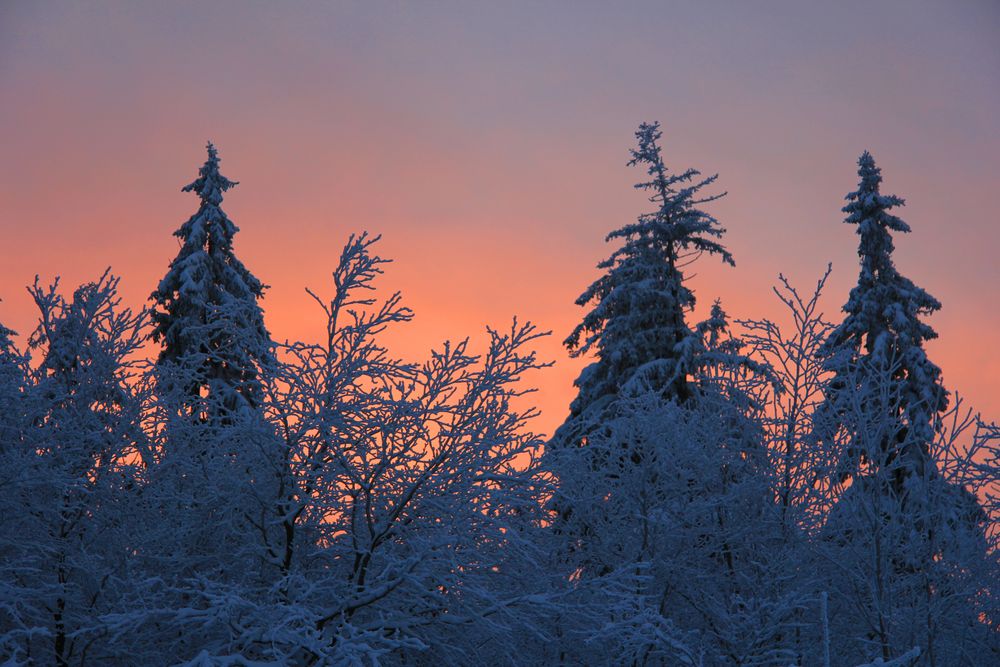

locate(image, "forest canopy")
(0, 129), (996, 667)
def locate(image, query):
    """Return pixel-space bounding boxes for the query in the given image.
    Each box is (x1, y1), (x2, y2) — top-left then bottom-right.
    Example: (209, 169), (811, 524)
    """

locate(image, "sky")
(1, 1), (998, 437)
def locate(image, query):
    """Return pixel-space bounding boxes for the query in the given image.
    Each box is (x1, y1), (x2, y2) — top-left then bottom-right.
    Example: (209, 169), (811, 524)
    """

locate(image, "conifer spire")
(151, 142), (272, 418)
(821, 151), (947, 481)
(555, 122), (733, 446)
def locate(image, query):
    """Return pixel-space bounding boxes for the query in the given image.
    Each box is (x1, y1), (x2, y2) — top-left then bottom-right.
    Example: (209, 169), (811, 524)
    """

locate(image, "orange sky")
(1, 1), (998, 437)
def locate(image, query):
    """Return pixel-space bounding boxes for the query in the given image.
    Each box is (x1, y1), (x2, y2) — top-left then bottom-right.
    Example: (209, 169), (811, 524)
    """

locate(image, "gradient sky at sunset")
(1, 1), (998, 436)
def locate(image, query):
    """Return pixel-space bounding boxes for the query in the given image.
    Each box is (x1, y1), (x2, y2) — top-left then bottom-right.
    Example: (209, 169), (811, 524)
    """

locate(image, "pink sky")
(1, 1), (998, 435)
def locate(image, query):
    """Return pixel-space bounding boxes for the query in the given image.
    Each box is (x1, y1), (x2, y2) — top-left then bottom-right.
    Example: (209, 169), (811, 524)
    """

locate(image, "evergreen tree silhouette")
(151, 143), (273, 421)
(555, 121), (734, 448)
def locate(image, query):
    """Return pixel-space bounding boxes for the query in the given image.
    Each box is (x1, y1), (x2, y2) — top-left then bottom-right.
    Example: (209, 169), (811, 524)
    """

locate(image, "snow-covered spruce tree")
(150, 142), (273, 422)
(813, 153), (996, 664)
(0, 272), (147, 666)
(817, 151), (946, 489)
(104, 145), (283, 663)
(542, 124), (807, 664)
(553, 121), (735, 449)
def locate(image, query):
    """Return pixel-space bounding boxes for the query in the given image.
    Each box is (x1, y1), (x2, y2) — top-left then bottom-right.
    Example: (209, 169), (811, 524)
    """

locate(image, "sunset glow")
(2, 1), (997, 435)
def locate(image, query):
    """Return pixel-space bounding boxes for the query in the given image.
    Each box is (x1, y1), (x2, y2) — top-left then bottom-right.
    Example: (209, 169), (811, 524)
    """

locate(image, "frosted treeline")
(0, 128), (995, 666)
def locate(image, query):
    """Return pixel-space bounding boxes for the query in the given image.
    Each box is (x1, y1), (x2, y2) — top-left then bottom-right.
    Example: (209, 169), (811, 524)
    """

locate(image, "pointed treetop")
(618, 121), (734, 268)
(628, 122), (667, 182)
(856, 150), (879, 186)
(0, 299), (18, 359)
(844, 151), (910, 235)
(701, 299), (728, 348)
(0, 325), (13, 347)
(0, 322), (16, 360)
(182, 141), (238, 206)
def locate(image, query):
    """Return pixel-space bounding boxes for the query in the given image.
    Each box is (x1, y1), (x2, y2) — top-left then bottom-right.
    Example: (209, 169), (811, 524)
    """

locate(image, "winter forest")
(0, 119), (996, 667)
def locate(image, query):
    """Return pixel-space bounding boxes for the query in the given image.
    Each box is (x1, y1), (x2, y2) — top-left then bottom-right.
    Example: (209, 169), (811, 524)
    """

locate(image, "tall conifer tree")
(819, 151), (947, 485)
(151, 143), (272, 419)
(554, 122), (734, 447)
(814, 153), (996, 663)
